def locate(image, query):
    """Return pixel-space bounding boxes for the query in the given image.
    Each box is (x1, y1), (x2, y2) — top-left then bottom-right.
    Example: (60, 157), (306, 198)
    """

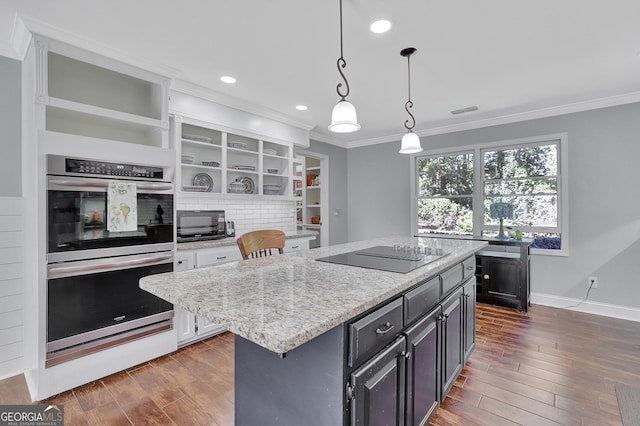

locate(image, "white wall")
(0, 198), (24, 378)
(348, 102), (640, 312)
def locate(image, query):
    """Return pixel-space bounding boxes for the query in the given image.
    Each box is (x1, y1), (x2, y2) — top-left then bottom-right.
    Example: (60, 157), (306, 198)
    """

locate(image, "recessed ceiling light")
(295, 105), (308, 111)
(220, 76), (236, 84)
(370, 20), (391, 34)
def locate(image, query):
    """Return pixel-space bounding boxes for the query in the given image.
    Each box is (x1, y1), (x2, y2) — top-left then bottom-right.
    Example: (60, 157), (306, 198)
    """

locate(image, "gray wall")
(347, 102), (640, 309)
(306, 140), (349, 245)
(347, 141), (413, 241)
(0, 56), (21, 196)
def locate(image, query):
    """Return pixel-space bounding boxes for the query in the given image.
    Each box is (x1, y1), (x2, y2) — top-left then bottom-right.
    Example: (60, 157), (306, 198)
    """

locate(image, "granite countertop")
(176, 230), (318, 251)
(141, 236), (487, 354)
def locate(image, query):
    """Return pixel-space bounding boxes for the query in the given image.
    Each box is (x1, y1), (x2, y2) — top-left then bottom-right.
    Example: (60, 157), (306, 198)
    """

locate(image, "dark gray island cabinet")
(139, 237), (487, 426)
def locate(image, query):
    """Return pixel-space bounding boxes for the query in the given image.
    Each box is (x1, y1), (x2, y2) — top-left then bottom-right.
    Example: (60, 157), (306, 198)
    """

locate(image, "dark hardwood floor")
(1, 303), (635, 425)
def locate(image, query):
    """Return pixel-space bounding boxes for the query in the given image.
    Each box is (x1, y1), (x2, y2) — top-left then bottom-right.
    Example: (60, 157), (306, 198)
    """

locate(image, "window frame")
(410, 132), (569, 256)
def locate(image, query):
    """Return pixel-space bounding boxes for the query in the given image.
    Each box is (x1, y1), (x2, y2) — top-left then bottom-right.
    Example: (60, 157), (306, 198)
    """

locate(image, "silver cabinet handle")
(375, 322), (394, 335)
(466, 266), (475, 270)
(401, 351), (411, 359)
(216, 256), (227, 260)
(291, 245), (299, 249)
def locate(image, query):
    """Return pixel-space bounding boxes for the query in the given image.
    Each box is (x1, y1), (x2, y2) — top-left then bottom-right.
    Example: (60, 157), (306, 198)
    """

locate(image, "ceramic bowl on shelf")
(181, 155), (195, 164)
(228, 179), (245, 193)
(266, 168), (279, 174)
(201, 161), (220, 167)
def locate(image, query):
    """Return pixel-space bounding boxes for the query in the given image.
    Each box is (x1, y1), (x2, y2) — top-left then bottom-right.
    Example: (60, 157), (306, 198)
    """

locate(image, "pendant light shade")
(399, 131), (422, 154)
(399, 47), (423, 154)
(329, 0), (360, 133)
(329, 100), (360, 133)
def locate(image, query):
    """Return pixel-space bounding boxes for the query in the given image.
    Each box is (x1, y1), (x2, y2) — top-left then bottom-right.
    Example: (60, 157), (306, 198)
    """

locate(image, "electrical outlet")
(588, 276), (598, 289)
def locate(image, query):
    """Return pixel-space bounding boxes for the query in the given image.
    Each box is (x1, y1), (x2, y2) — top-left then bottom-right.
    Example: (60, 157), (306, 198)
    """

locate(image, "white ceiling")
(2, 0), (640, 148)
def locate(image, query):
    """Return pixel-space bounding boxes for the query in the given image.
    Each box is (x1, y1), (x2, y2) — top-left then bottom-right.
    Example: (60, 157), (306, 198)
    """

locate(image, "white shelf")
(306, 185), (320, 189)
(306, 204), (321, 208)
(306, 166), (321, 171)
(176, 118), (294, 197)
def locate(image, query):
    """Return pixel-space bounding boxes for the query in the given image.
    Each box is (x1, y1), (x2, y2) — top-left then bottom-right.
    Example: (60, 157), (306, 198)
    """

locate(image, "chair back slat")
(237, 230), (285, 260)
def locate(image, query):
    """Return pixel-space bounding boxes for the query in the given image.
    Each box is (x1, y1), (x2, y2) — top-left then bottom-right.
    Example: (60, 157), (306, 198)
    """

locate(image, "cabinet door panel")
(441, 288), (463, 399)
(404, 308), (439, 426)
(351, 337), (406, 426)
(484, 257), (520, 297)
(463, 277), (476, 363)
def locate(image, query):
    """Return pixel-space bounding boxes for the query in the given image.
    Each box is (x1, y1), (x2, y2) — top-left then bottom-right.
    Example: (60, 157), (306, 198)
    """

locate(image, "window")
(416, 152), (474, 235)
(413, 134), (567, 254)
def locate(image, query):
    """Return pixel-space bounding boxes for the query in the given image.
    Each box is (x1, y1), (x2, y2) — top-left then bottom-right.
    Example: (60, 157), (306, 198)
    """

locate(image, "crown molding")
(18, 15), (181, 79)
(171, 79), (315, 133)
(0, 15), (31, 60)
(338, 91), (640, 150)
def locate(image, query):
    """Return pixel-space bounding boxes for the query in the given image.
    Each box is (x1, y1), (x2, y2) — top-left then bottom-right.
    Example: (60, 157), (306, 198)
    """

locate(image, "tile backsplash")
(176, 196), (297, 236)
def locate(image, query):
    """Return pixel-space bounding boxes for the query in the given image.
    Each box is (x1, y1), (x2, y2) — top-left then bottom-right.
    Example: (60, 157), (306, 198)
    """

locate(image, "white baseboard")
(531, 292), (640, 323)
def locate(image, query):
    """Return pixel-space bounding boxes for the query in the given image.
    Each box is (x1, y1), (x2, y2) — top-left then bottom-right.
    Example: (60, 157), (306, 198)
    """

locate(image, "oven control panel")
(65, 158), (164, 179)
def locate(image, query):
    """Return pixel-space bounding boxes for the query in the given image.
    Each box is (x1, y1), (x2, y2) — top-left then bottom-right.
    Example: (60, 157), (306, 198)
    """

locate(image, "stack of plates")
(181, 155), (194, 164)
(183, 134), (213, 144)
(264, 148), (278, 155)
(263, 184), (281, 195)
(182, 185), (208, 192)
(228, 141), (248, 149)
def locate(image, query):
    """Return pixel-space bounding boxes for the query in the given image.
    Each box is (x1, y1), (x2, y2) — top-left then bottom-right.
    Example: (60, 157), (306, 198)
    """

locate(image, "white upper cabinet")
(173, 116), (294, 198)
(33, 36), (170, 148)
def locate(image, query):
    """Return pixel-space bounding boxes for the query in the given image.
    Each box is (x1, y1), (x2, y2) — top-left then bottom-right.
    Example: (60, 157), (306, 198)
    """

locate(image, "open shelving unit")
(173, 117), (293, 198)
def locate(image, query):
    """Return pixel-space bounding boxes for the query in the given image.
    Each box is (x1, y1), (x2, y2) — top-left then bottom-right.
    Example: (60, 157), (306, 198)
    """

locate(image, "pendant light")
(399, 47), (423, 154)
(328, 0), (360, 133)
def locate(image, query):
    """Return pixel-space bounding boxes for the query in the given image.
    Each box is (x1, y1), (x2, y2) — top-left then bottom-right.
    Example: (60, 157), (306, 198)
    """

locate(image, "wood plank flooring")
(1, 303), (636, 425)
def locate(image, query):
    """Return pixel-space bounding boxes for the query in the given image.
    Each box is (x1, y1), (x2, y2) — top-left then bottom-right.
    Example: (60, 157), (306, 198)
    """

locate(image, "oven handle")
(48, 178), (173, 192)
(48, 252), (174, 279)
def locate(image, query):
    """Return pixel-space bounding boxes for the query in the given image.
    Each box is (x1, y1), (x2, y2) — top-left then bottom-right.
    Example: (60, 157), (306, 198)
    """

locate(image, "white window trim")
(410, 132), (569, 256)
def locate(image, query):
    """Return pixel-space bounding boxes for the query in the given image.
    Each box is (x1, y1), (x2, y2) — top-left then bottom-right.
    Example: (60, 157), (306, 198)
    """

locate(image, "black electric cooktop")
(316, 245), (448, 274)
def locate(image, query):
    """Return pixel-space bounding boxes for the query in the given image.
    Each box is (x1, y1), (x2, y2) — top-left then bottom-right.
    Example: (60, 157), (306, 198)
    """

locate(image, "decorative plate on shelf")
(240, 176), (255, 194)
(192, 173), (213, 192)
(183, 134), (213, 144)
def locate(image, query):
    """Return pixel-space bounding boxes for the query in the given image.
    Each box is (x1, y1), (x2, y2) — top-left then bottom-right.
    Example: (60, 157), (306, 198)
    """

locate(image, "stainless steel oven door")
(46, 251), (174, 367)
(47, 175), (174, 263)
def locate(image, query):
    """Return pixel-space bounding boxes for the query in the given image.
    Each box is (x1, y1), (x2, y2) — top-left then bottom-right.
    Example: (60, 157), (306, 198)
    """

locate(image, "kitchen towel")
(107, 181), (137, 232)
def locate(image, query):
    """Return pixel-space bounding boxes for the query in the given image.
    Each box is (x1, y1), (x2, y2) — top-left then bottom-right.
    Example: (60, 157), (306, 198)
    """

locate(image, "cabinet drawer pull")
(291, 245), (299, 249)
(375, 322), (394, 335)
(216, 256), (227, 260)
(401, 351), (411, 360)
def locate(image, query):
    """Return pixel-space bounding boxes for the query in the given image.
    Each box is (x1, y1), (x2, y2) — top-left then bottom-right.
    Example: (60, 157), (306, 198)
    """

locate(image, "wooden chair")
(236, 230), (285, 260)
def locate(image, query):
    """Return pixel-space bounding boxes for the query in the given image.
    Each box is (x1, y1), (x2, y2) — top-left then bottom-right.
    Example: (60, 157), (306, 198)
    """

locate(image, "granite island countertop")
(140, 236), (487, 354)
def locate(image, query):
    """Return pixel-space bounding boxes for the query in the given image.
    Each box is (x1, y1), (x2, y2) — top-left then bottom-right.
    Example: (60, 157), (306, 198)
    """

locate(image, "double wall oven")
(46, 155), (175, 367)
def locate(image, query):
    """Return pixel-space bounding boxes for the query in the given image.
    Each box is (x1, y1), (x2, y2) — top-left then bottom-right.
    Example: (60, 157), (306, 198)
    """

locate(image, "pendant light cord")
(335, 0), (350, 100)
(404, 51), (416, 131)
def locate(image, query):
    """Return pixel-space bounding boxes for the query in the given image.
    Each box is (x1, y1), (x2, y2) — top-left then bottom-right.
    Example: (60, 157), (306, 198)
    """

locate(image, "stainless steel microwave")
(176, 210), (226, 242)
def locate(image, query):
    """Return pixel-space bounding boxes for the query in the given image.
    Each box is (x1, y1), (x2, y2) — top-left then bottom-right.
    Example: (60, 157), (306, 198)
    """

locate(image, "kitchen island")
(140, 236), (487, 425)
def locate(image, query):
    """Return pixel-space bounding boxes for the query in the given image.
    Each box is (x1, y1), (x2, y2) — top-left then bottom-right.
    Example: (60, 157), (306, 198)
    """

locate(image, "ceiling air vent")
(450, 105), (479, 115)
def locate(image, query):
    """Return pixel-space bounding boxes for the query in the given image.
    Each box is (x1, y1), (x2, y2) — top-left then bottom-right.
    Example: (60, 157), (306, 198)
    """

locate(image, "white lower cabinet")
(173, 237), (311, 347)
(173, 246), (242, 347)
